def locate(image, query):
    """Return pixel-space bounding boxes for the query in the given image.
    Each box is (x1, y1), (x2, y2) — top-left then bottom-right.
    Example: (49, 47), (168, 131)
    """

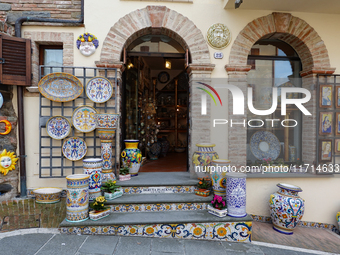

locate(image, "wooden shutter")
(0, 33), (31, 86)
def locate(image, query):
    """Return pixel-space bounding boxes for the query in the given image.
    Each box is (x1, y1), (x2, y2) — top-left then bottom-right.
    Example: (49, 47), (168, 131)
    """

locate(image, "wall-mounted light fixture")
(165, 59), (171, 69)
(235, 0), (243, 9)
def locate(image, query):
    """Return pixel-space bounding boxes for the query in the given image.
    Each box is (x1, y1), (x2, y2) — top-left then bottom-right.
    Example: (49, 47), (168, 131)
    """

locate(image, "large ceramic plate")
(250, 131), (281, 160)
(72, 105), (98, 133)
(86, 77), (113, 103)
(46, 116), (71, 140)
(38, 73), (83, 102)
(62, 137), (87, 161)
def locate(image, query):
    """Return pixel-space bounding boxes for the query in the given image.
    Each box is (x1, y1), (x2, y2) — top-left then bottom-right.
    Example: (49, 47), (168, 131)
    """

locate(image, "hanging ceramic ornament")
(0, 149), (19, 176)
(76, 33), (99, 56)
(0, 92), (3, 109)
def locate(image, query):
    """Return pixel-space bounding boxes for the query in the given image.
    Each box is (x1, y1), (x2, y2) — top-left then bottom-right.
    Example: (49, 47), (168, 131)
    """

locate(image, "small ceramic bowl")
(33, 187), (63, 204)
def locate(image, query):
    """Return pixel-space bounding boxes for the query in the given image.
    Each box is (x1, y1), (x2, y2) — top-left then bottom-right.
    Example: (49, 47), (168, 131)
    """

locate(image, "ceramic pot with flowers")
(208, 195), (228, 217)
(210, 159), (230, 197)
(89, 196), (110, 220)
(194, 177), (212, 197)
(269, 183), (305, 235)
(119, 167), (131, 181)
(192, 143), (219, 178)
(121, 140), (142, 176)
(101, 179), (123, 200)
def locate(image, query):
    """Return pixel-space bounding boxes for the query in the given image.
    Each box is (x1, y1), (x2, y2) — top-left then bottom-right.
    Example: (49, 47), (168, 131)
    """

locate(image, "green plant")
(119, 167), (130, 176)
(89, 196), (108, 212)
(197, 177), (211, 190)
(101, 180), (121, 193)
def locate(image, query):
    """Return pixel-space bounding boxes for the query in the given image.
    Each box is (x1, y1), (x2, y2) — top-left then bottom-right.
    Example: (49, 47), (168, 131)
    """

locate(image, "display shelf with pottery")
(33, 187), (63, 204)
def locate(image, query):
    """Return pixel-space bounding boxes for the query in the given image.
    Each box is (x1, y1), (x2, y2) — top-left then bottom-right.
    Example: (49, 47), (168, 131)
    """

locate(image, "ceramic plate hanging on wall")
(0, 92), (3, 109)
(38, 73), (83, 102)
(62, 137), (87, 161)
(46, 116), (72, 140)
(250, 131), (281, 160)
(72, 105), (98, 133)
(86, 77), (113, 103)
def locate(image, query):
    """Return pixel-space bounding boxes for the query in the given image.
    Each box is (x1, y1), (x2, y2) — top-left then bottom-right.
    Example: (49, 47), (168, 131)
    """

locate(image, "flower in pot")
(119, 166), (131, 181)
(194, 177), (211, 197)
(101, 180), (123, 200)
(89, 196), (110, 220)
(208, 195), (228, 217)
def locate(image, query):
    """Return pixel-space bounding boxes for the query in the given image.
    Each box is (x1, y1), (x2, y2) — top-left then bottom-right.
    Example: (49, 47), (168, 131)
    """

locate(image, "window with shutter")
(0, 33), (31, 86)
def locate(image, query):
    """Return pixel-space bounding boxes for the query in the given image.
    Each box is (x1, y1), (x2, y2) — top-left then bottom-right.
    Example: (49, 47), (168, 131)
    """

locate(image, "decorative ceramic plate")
(72, 105), (98, 133)
(62, 137), (87, 161)
(46, 116), (71, 140)
(250, 131), (281, 160)
(86, 77), (113, 103)
(38, 73), (83, 102)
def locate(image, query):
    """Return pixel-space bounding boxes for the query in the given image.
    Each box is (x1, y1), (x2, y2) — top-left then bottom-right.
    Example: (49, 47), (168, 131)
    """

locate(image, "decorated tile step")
(59, 221), (252, 242)
(121, 186), (196, 194)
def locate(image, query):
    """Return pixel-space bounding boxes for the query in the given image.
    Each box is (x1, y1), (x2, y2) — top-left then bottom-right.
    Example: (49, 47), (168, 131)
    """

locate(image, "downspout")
(14, 0), (84, 197)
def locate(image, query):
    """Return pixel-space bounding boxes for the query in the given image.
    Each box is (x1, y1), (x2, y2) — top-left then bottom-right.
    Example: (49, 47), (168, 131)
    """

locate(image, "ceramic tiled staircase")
(59, 172), (253, 242)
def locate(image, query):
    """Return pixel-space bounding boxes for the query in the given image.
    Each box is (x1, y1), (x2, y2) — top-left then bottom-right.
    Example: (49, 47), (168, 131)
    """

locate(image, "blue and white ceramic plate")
(86, 77), (113, 103)
(46, 116), (71, 140)
(62, 137), (87, 161)
(0, 92), (3, 109)
(250, 131), (280, 160)
(72, 105), (98, 133)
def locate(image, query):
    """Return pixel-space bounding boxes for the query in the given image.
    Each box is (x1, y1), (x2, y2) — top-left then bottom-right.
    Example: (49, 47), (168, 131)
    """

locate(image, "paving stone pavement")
(0, 231), (338, 255)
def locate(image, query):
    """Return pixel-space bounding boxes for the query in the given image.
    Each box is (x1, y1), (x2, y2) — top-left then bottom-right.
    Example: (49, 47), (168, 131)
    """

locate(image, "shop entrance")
(121, 35), (189, 172)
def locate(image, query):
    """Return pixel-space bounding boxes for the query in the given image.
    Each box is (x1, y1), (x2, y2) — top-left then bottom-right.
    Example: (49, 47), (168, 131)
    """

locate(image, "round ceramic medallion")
(62, 137), (87, 161)
(46, 116), (71, 140)
(250, 131), (280, 160)
(72, 105), (98, 133)
(86, 77), (113, 103)
(206, 23), (231, 49)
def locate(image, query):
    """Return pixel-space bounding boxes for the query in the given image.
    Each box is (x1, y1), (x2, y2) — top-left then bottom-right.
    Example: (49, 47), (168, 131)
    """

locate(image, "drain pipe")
(14, 0), (84, 197)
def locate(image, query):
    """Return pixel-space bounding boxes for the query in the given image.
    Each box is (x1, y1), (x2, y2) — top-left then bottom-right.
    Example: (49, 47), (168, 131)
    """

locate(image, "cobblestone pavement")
(0, 229), (338, 255)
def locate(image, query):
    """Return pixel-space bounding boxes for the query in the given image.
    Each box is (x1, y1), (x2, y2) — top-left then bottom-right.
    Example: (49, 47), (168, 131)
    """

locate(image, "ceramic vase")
(192, 143), (219, 178)
(226, 172), (247, 218)
(336, 212), (340, 231)
(121, 140), (142, 176)
(96, 113), (119, 183)
(83, 158), (102, 201)
(269, 183), (305, 235)
(66, 174), (89, 222)
(210, 159), (230, 197)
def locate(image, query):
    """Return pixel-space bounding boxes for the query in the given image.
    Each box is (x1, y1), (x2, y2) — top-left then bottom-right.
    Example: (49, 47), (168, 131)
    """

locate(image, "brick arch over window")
(96, 6), (210, 66)
(227, 12), (334, 76)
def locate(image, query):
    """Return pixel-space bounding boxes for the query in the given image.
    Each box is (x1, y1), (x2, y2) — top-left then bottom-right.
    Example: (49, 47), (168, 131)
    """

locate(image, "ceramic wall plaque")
(76, 33), (99, 56)
(250, 131), (280, 160)
(62, 137), (87, 161)
(207, 23), (231, 50)
(0, 120), (12, 135)
(46, 116), (71, 139)
(86, 77), (113, 103)
(72, 106), (97, 133)
(0, 92), (3, 109)
(0, 149), (18, 176)
(38, 72), (83, 102)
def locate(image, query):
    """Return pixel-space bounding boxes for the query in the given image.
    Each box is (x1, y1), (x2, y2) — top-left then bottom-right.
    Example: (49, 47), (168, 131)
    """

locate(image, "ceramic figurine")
(192, 143), (219, 178)
(0, 149), (18, 176)
(210, 159), (230, 197)
(226, 173), (247, 218)
(269, 183), (305, 235)
(76, 33), (99, 56)
(121, 140), (142, 176)
(83, 158), (102, 201)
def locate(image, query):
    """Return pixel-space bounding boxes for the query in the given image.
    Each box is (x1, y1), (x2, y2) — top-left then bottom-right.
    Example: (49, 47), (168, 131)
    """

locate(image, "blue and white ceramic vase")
(269, 183), (305, 235)
(192, 143), (219, 178)
(83, 158), (102, 201)
(226, 172), (247, 217)
(210, 159), (230, 197)
(66, 174), (89, 222)
(121, 140), (142, 176)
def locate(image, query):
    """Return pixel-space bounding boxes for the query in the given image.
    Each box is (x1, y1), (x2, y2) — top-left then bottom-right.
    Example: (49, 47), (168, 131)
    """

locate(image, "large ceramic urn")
(226, 172), (247, 218)
(192, 143), (219, 178)
(269, 183), (305, 235)
(83, 158), (102, 201)
(121, 140), (142, 176)
(210, 159), (230, 197)
(95, 113), (119, 183)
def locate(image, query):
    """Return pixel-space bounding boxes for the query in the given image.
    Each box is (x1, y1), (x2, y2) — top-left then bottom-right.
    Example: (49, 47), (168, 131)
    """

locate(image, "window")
(39, 45), (63, 76)
(246, 39), (302, 168)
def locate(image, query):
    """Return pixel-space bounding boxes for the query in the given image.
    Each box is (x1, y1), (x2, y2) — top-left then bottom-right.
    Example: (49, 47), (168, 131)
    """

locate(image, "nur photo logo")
(197, 82), (223, 115)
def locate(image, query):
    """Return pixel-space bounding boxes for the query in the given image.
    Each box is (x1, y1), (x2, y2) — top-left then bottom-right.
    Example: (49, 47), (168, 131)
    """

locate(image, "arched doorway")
(95, 6), (214, 176)
(226, 12), (335, 167)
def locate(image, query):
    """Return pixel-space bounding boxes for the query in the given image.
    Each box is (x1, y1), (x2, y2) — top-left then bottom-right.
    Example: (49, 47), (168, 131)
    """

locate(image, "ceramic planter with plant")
(119, 167), (131, 181)
(208, 195), (228, 217)
(194, 177), (211, 197)
(101, 180), (123, 200)
(89, 196), (110, 220)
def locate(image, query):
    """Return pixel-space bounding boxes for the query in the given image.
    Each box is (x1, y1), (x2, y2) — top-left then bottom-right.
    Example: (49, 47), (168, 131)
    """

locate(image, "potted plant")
(101, 180), (123, 200)
(194, 177), (211, 197)
(89, 196), (110, 220)
(208, 195), (228, 217)
(119, 166), (131, 181)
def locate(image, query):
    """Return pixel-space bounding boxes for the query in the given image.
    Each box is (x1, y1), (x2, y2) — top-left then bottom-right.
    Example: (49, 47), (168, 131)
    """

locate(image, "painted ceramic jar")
(83, 158), (102, 201)
(121, 140), (142, 177)
(210, 159), (231, 197)
(269, 183), (305, 235)
(226, 172), (247, 218)
(336, 212), (340, 231)
(66, 174), (89, 222)
(192, 143), (219, 178)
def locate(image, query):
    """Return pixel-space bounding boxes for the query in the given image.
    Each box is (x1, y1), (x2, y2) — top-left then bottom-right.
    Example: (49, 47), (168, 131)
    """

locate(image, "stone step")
(59, 210), (253, 243)
(106, 193), (213, 213)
